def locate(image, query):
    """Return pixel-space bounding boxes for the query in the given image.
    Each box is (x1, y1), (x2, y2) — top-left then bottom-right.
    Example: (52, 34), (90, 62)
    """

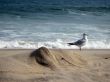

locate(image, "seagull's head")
(82, 33), (88, 38)
(83, 33), (88, 36)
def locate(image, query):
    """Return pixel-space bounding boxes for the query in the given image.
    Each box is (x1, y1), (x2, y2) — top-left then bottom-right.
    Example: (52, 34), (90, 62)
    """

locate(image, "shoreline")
(0, 48), (110, 50)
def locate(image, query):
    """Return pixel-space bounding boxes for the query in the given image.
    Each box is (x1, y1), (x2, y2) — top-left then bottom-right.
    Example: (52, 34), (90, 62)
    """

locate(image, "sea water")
(0, 0), (110, 49)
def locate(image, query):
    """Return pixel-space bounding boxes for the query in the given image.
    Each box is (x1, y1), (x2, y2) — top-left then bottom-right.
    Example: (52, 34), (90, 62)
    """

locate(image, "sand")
(0, 47), (110, 82)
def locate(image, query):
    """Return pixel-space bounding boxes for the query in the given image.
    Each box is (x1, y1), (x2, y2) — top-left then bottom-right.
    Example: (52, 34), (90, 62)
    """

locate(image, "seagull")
(67, 33), (88, 50)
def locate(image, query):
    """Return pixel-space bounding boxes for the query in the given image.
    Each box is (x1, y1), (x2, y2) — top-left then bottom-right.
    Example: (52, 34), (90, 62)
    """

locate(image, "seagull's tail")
(67, 43), (75, 46)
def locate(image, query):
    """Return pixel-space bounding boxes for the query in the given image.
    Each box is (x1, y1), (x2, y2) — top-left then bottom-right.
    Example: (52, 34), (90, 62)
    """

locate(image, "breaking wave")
(0, 39), (110, 49)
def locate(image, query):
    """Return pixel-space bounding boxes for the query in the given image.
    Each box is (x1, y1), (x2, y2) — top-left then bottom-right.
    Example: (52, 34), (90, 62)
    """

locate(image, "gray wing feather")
(73, 39), (85, 45)
(67, 39), (85, 46)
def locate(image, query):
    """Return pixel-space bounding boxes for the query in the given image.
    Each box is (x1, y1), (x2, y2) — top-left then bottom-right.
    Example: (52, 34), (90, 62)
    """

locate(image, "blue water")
(0, 0), (110, 49)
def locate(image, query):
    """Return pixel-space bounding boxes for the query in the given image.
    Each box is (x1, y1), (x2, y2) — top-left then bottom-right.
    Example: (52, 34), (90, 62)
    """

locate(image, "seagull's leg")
(80, 47), (81, 51)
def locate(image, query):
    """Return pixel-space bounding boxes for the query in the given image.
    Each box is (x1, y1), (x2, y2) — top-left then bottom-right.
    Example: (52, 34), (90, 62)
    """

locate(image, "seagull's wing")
(68, 39), (85, 46)
(73, 39), (85, 45)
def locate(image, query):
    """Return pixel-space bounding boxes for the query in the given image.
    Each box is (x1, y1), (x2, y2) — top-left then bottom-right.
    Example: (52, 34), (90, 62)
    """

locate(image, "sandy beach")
(0, 47), (110, 82)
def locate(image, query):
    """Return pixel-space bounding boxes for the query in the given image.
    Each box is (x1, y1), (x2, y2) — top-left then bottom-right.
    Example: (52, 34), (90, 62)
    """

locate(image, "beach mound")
(0, 48), (110, 82)
(30, 47), (56, 69)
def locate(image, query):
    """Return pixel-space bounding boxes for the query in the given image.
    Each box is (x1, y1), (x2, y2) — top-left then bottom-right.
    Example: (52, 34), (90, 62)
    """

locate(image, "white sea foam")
(0, 39), (110, 49)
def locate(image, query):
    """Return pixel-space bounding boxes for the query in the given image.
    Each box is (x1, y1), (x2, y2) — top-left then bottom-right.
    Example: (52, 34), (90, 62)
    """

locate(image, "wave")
(0, 4), (110, 14)
(0, 40), (110, 49)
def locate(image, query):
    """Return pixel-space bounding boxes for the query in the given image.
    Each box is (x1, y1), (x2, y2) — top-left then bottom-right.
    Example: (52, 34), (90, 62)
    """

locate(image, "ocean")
(0, 0), (110, 49)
